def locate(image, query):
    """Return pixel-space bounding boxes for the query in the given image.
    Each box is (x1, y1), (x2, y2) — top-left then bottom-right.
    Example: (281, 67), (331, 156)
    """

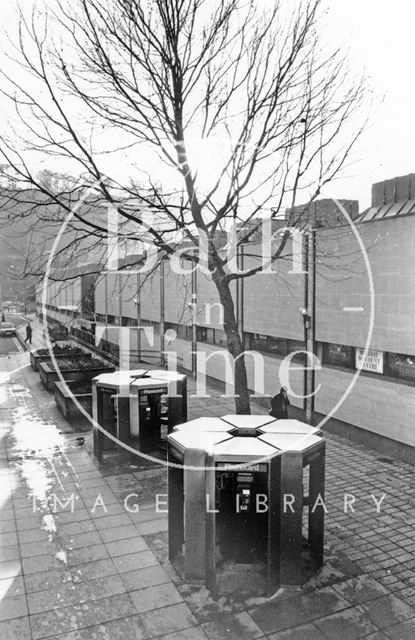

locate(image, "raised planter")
(30, 345), (89, 371)
(39, 357), (115, 391)
(48, 325), (68, 341)
(54, 381), (93, 425)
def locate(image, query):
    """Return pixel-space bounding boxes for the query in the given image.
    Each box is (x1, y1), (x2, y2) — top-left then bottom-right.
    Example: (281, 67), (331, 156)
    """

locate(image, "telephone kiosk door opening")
(94, 386), (132, 459)
(215, 466), (269, 564)
(138, 389), (168, 452)
(98, 389), (120, 451)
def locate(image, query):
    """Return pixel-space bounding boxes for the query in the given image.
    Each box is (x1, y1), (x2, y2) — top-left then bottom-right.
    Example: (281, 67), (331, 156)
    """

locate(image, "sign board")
(216, 463), (268, 473)
(139, 388), (166, 396)
(355, 348), (384, 374)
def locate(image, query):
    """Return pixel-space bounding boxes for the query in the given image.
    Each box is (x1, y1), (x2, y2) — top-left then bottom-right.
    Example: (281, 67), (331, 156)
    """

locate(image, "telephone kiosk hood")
(167, 415), (325, 597)
(92, 369), (187, 460)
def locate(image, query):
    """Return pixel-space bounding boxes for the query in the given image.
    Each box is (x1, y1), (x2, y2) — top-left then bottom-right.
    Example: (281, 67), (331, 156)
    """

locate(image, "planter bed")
(48, 325), (68, 341)
(54, 380), (93, 424)
(39, 357), (115, 391)
(30, 344), (90, 371)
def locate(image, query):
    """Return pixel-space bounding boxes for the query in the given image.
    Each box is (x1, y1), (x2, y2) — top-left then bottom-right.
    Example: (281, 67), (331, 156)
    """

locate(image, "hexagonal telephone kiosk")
(92, 369), (187, 460)
(167, 415), (325, 596)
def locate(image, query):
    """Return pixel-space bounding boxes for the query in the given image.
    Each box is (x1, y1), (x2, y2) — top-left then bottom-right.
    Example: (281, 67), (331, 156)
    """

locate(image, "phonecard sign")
(356, 348), (384, 374)
(216, 463), (268, 473)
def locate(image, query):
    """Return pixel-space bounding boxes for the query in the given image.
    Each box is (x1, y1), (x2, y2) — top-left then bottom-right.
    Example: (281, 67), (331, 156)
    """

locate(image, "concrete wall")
(163, 261), (192, 326)
(140, 269), (161, 323)
(242, 240), (304, 340)
(119, 272), (139, 320)
(41, 212), (415, 448)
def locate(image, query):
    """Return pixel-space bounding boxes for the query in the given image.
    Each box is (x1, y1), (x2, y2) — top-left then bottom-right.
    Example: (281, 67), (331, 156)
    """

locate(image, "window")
(196, 326), (227, 346)
(248, 333), (267, 351)
(323, 343), (354, 369)
(197, 326), (208, 342)
(177, 324), (192, 340)
(121, 316), (137, 327)
(206, 328), (216, 344)
(164, 321), (191, 341)
(386, 352), (415, 382)
(166, 322), (191, 340)
(140, 319), (160, 333)
(245, 333), (289, 357)
(284, 339), (306, 363)
(212, 329), (227, 346)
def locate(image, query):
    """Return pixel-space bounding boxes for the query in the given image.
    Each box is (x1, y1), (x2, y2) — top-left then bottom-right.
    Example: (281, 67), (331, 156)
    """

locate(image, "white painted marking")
(342, 307), (364, 312)
(12, 337), (23, 353)
(10, 363), (30, 373)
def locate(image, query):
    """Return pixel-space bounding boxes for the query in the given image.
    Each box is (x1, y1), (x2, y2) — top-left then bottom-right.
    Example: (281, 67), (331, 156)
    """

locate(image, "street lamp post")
(160, 259), (165, 368)
(190, 268), (198, 380)
(134, 294), (140, 363)
(300, 225), (316, 424)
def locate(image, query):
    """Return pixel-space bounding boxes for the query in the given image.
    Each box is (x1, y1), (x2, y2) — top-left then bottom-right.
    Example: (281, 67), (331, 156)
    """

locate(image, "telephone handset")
(236, 472), (254, 513)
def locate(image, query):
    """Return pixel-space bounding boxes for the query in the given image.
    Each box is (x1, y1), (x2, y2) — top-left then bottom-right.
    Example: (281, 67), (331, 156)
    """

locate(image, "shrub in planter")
(41, 324), (68, 341)
(39, 356), (115, 391)
(30, 344), (90, 371)
(57, 356), (107, 369)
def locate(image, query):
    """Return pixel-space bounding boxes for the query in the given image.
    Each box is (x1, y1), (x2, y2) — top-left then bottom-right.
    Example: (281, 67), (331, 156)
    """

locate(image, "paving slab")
(130, 582), (183, 613)
(27, 583), (79, 615)
(140, 602), (198, 636)
(121, 564), (172, 591)
(2, 348), (415, 640)
(74, 575), (127, 603)
(267, 622), (330, 640)
(356, 594), (415, 629)
(81, 592), (136, 626)
(0, 593), (28, 621)
(201, 611), (264, 640)
(313, 606), (380, 639)
(0, 615), (32, 640)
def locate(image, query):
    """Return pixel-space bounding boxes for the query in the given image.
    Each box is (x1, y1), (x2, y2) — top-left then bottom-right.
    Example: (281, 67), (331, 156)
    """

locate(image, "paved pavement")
(0, 321), (415, 639)
(15, 315), (44, 351)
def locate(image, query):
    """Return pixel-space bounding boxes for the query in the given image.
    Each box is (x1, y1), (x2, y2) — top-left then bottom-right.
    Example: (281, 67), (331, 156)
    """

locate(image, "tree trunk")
(213, 274), (250, 414)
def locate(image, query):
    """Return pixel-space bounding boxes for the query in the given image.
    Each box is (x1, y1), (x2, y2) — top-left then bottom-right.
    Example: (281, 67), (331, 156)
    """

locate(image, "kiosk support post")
(168, 459), (184, 560)
(279, 451), (303, 586)
(116, 396), (131, 464)
(267, 455), (281, 596)
(308, 442), (326, 564)
(92, 383), (104, 461)
(205, 453), (216, 594)
(184, 448), (208, 582)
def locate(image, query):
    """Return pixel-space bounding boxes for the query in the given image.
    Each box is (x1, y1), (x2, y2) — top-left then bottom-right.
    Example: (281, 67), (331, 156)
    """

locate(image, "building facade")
(39, 175), (415, 454)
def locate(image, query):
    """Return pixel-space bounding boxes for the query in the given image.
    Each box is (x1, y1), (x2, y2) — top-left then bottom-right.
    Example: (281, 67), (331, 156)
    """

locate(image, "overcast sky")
(325, 0), (415, 208)
(0, 0), (413, 211)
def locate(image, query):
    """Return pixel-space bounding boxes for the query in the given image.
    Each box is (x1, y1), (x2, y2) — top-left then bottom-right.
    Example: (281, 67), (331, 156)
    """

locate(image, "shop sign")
(356, 348), (383, 374)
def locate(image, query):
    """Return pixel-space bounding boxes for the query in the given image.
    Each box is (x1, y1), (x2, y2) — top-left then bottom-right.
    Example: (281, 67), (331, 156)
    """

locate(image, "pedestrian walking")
(24, 323), (32, 344)
(1, 313), (5, 322)
(269, 386), (290, 419)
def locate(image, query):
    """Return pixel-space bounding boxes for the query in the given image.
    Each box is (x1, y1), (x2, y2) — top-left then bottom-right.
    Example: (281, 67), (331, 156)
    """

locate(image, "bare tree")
(0, 0), (368, 412)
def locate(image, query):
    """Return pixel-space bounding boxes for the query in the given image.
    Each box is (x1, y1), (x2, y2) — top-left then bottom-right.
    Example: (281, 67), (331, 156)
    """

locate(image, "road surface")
(0, 313), (27, 356)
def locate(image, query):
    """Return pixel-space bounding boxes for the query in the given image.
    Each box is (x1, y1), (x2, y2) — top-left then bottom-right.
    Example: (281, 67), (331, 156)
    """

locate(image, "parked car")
(0, 322), (16, 337)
